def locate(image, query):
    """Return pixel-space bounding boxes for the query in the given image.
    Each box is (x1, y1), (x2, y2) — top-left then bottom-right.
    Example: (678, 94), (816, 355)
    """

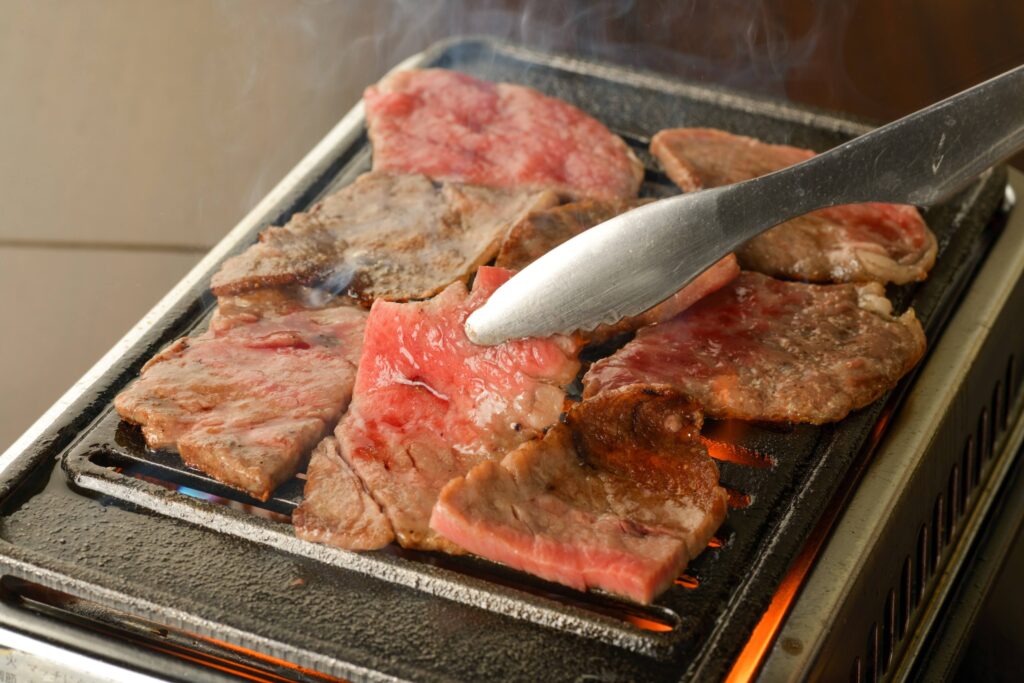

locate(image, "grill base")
(761, 170), (1024, 682)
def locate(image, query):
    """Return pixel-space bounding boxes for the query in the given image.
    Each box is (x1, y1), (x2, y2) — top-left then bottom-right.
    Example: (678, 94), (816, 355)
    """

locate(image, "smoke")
(345, 0), (844, 97)
(203, 0), (849, 223)
(256, 0), (848, 103)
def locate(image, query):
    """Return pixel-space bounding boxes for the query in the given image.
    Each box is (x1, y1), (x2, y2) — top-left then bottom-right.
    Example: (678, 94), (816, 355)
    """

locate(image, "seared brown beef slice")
(302, 267), (580, 553)
(495, 198), (650, 270)
(115, 306), (366, 500)
(651, 128), (937, 284)
(364, 69), (644, 200)
(293, 437), (393, 550)
(211, 172), (557, 306)
(431, 386), (727, 604)
(496, 198), (740, 341)
(211, 286), (340, 331)
(584, 272), (926, 424)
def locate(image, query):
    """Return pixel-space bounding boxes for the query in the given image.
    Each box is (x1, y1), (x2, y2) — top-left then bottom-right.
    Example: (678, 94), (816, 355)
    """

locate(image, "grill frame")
(760, 174), (1024, 682)
(0, 38), (1014, 682)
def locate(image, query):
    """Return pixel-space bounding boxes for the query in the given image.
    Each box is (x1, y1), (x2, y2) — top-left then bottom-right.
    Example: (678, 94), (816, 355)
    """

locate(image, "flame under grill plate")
(0, 39), (1012, 682)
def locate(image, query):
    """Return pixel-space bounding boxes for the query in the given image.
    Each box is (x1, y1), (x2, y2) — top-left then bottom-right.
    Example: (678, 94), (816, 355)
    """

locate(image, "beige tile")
(0, 246), (200, 452)
(0, 1), (385, 248)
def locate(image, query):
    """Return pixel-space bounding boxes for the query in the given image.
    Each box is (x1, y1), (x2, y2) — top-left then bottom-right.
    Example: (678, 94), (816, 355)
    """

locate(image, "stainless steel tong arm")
(466, 64), (1024, 345)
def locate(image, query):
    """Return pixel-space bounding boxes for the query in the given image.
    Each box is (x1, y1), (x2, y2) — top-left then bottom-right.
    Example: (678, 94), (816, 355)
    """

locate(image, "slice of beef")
(583, 271), (926, 424)
(114, 305), (367, 500)
(293, 437), (394, 550)
(211, 286), (338, 332)
(652, 128), (811, 191)
(495, 198), (740, 341)
(610, 255), (739, 338)
(364, 69), (644, 201)
(651, 128), (937, 284)
(211, 172), (557, 305)
(495, 199), (651, 271)
(430, 385), (728, 604)
(323, 266), (580, 553)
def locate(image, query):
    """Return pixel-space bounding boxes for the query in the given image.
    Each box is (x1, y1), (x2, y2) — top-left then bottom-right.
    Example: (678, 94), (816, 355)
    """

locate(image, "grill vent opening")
(967, 435), (979, 505)
(980, 407), (992, 463)
(848, 352), (1019, 681)
(881, 589), (896, 672)
(931, 495), (945, 569)
(866, 621), (880, 683)
(898, 557), (911, 640)
(1008, 355), (1018, 411)
(995, 380), (1007, 434)
(914, 525), (928, 607)
(947, 464), (961, 539)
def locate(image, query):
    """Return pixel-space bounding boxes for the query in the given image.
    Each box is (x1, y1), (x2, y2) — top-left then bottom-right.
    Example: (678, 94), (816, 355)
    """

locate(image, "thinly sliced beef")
(652, 128), (810, 190)
(114, 306), (367, 500)
(211, 172), (557, 305)
(495, 199), (650, 270)
(211, 286), (335, 332)
(613, 255), (739, 337)
(317, 266), (580, 552)
(496, 199), (740, 341)
(293, 437), (394, 550)
(364, 69), (644, 201)
(651, 128), (937, 284)
(431, 386), (727, 604)
(583, 272), (926, 424)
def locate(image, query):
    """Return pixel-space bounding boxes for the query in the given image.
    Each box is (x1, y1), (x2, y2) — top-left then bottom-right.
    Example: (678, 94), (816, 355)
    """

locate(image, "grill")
(1, 38), (1023, 682)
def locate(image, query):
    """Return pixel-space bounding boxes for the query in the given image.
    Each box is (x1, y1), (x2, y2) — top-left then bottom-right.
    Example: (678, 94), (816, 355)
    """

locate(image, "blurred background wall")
(2, 0), (1023, 448)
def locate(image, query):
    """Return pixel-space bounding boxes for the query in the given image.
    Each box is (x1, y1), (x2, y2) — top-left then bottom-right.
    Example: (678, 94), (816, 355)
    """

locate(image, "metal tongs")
(466, 64), (1024, 345)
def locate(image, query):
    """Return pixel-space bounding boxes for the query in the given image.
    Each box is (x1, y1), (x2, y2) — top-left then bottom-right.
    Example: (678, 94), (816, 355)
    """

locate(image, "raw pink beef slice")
(296, 266), (580, 552)
(364, 69), (644, 201)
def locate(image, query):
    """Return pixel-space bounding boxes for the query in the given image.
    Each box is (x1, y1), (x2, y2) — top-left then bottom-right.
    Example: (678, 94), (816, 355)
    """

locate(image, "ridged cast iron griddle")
(0, 38), (1009, 682)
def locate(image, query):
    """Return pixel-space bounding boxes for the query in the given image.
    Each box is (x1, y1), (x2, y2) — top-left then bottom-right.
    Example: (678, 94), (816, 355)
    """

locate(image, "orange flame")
(724, 407), (895, 681)
(726, 488), (752, 509)
(702, 437), (773, 468)
(624, 615), (675, 632)
(189, 633), (350, 682)
(724, 521), (826, 683)
(675, 574), (700, 589)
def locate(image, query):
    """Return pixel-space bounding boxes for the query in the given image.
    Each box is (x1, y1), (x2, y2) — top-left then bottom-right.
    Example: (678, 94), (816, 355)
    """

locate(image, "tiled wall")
(0, 1), (393, 449)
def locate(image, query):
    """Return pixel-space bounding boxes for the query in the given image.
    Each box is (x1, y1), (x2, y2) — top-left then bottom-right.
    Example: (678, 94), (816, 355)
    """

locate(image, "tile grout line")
(0, 239), (211, 254)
